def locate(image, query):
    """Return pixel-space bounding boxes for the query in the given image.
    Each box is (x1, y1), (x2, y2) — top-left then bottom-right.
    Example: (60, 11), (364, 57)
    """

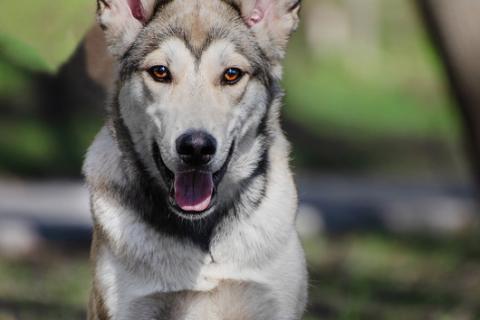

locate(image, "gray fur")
(85, 0), (307, 319)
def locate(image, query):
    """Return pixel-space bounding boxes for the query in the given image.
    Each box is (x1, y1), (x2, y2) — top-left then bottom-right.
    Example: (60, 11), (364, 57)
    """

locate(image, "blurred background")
(1, 0), (480, 319)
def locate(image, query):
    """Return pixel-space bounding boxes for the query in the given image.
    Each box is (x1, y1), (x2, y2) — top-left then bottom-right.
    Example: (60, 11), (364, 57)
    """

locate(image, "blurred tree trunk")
(418, 0), (480, 186)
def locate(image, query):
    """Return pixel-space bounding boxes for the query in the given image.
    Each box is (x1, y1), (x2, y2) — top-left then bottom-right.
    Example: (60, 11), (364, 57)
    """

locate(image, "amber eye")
(223, 68), (244, 85)
(148, 65), (172, 82)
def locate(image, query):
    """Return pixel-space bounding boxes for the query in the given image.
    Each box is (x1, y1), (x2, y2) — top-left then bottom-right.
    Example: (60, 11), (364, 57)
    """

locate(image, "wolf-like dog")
(83, 0), (307, 319)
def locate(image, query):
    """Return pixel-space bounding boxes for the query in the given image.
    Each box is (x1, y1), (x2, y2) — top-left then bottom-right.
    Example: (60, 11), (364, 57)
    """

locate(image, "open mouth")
(152, 142), (234, 215)
(174, 170), (214, 212)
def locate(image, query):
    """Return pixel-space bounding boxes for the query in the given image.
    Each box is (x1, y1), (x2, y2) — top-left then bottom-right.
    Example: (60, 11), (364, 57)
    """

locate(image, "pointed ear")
(96, 0), (157, 58)
(235, 0), (301, 62)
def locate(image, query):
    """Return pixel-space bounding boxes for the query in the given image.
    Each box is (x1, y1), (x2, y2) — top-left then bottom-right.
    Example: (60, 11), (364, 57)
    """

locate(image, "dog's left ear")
(233, 0), (301, 63)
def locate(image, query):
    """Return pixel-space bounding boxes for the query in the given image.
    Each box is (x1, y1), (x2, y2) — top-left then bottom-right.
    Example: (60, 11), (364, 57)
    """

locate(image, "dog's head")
(98, 0), (300, 219)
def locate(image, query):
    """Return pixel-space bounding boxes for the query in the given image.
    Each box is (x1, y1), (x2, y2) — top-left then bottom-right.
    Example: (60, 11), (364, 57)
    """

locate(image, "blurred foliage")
(1, 231), (480, 319)
(0, 0), (94, 72)
(284, 1), (459, 139)
(0, 0), (469, 177)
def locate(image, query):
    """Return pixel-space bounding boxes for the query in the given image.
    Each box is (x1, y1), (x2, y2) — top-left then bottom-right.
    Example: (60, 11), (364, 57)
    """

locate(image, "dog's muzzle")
(152, 138), (234, 217)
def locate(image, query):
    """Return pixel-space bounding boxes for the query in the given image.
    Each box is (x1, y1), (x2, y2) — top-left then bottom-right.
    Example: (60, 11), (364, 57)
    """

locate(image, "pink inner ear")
(247, 8), (264, 27)
(128, 0), (146, 23)
(245, 0), (273, 27)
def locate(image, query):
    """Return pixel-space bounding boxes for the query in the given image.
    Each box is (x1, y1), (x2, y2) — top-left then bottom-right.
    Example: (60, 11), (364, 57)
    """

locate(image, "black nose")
(176, 131), (217, 166)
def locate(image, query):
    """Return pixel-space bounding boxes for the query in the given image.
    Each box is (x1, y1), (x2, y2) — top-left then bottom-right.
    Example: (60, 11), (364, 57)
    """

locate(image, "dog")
(83, 0), (307, 319)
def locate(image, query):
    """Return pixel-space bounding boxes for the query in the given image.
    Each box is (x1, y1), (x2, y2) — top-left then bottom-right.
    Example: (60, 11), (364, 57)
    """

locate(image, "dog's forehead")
(153, 0), (242, 45)
(121, 0), (263, 76)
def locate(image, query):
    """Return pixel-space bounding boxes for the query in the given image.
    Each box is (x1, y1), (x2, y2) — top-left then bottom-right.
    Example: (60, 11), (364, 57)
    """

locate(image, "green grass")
(304, 232), (480, 319)
(0, 253), (89, 320)
(1, 231), (479, 319)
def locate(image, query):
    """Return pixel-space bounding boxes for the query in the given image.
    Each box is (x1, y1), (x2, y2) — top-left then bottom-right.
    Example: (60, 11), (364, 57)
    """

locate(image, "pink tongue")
(174, 171), (214, 212)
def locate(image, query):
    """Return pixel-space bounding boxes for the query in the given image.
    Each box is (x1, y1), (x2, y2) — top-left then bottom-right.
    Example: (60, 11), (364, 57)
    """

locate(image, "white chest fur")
(87, 129), (307, 319)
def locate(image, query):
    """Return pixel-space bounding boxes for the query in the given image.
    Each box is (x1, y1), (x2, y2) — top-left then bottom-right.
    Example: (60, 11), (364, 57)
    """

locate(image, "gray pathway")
(0, 176), (477, 254)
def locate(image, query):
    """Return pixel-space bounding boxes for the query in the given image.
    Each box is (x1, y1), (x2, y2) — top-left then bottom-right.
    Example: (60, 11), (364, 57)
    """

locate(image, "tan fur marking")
(186, 2), (207, 49)
(88, 283), (111, 320)
(88, 224), (112, 320)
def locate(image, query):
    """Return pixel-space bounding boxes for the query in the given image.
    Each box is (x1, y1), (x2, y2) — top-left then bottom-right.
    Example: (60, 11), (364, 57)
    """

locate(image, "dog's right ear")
(231, 0), (301, 65)
(97, 0), (157, 58)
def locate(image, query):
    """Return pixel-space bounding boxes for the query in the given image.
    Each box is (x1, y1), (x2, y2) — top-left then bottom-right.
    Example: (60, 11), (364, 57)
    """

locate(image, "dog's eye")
(223, 68), (244, 85)
(148, 65), (172, 82)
